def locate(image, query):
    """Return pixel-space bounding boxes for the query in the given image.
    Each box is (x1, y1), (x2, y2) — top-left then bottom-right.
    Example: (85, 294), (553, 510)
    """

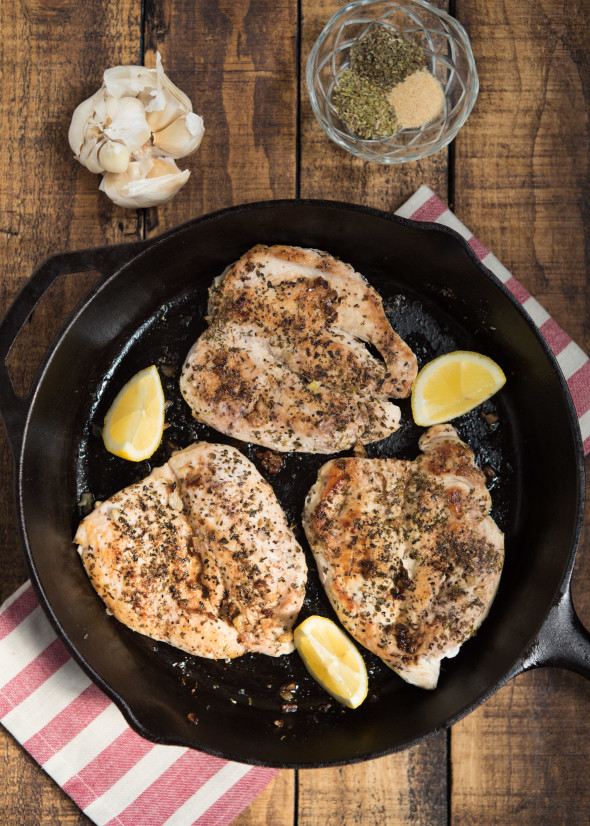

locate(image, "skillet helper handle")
(0, 241), (148, 457)
(521, 586), (590, 679)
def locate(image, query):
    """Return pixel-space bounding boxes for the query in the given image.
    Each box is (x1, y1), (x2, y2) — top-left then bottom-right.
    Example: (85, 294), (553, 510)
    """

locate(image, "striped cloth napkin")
(1, 186), (588, 826)
(0, 581), (276, 826)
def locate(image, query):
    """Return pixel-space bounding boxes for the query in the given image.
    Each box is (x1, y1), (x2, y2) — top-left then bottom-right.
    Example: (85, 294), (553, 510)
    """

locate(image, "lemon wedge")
(103, 365), (165, 461)
(411, 350), (506, 426)
(294, 616), (368, 709)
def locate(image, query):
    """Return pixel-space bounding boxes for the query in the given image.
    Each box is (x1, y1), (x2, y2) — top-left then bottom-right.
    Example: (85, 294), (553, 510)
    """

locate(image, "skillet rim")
(9, 197), (586, 767)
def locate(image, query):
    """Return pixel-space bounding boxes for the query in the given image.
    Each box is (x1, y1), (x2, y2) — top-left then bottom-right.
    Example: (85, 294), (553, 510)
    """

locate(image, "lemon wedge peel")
(411, 351), (506, 427)
(294, 615), (368, 709)
(103, 365), (165, 461)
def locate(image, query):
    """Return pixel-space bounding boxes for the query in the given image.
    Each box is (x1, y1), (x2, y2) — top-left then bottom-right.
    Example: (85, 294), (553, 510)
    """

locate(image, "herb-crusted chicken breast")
(302, 424), (504, 688)
(180, 244), (417, 453)
(75, 442), (307, 659)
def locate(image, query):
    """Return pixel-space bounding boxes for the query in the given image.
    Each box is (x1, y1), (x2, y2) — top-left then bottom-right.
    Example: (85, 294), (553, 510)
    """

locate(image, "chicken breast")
(302, 424), (504, 688)
(75, 442), (307, 659)
(180, 244), (417, 453)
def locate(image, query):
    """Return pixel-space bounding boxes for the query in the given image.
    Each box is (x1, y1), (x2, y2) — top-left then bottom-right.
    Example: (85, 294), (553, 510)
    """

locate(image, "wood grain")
(0, 0), (299, 823)
(0, 0), (141, 823)
(451, 1), (590, 822)
(451, 670), (590, 825)
(298, 734), (447, 826)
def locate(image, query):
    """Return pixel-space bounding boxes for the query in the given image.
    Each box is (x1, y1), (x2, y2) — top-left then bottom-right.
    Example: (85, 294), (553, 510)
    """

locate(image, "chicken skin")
(302, 425), (504, 688)
(75, 443), (307, 659)
(180, 245), (417, 453)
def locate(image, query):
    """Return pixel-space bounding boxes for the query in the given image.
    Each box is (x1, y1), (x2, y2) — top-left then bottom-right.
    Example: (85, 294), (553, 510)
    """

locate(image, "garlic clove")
(103, 96), (151, 151)
(145, 99), (185, 133)
(97, 140), (131, 173)
(99, 154), (190, 208)
(146, 157), (182, 178)
(152, 112), (204, 158)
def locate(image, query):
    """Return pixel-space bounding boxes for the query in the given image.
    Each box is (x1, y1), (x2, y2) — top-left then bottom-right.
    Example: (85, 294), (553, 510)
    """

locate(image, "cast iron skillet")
(0, 200), (589, 768)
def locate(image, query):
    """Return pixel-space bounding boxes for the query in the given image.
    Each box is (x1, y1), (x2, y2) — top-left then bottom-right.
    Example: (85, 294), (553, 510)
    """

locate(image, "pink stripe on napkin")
(395, 186), (590, 455)
(24, 683), (112, 765)
(0, 639), (70, 717)
(0, 582), (278, 826)
(2, 187), (588, 826)
(62, 728), (156, 810)
(0, 583), (38, 638)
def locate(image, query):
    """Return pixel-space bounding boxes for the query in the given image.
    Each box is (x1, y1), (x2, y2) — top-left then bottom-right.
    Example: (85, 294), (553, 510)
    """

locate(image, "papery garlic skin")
(102, 96), (151, 149)
(99, 156), (190, 209)
(103, 54), (192, 117)
(102, 64), (158, 100)
(69, 53), (203, 208)
(68, 89), (104, 156)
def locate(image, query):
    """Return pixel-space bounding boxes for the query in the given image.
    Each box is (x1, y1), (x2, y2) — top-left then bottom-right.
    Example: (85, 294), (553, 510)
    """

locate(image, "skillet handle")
(519, 585), (590, 679)
(0, 240), (148, 458)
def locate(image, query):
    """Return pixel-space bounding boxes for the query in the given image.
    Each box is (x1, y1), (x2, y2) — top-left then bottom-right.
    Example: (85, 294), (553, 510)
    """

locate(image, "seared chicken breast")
(180, 245), (417, 453)
(75, 442), (307, 659)
(302, 425), (504, 688)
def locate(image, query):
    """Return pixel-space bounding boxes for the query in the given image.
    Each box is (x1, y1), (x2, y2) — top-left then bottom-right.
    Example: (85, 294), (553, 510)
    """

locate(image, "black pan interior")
(18, 201), (582, 767)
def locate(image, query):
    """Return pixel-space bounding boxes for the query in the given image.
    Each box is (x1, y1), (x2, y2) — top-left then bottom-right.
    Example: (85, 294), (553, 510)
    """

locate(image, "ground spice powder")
(386, 69), (445, 129)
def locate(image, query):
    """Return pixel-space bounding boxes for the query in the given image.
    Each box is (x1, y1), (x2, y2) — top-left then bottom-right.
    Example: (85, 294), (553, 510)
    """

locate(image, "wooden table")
(1, 1), (589, 823)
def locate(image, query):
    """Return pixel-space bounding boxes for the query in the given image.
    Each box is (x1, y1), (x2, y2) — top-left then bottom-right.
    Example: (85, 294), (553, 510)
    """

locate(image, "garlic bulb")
(69, 53), (204, 208)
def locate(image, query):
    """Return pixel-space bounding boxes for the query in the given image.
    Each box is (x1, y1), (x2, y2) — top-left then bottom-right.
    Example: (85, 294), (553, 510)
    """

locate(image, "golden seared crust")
(302, 425), (504, 689)
(75, 442), (307, 659)
(180, 245), (417, 453)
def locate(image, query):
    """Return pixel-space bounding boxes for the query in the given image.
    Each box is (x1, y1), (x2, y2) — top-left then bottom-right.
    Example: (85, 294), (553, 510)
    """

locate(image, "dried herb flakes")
(332, 69), (399, 140)
(350, 25), (426, 90)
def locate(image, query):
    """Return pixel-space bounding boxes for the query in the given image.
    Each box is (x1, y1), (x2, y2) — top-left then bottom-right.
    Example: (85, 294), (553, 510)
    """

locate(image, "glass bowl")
(306, 0), (478, 163)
